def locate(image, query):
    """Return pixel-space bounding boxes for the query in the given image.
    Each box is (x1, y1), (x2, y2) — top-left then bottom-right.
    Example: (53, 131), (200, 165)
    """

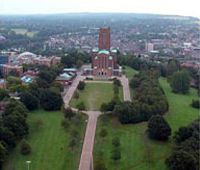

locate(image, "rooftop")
(98, 50), (110, 55)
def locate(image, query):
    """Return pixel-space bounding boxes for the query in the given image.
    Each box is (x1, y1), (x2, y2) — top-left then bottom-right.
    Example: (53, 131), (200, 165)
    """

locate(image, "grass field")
(3, 110), (87, 170)
(94, 67), (199, 170)
(11, 28), (37, 37)
(123, 66), (138, 80)
(70, 82), (123, 111)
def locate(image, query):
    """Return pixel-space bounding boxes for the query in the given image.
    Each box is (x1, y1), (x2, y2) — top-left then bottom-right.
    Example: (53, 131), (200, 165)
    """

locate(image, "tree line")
(0, 99), (29, 168)
(114, 70), (168, 124)
(166, 119), (200, 170)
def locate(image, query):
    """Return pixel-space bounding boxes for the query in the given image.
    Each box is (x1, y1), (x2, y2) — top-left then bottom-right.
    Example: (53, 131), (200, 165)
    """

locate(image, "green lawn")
(123, 66), (138, 80)
(94, 67), (199, 170)
(11, 28), (37, 37)
(3, 110), (87, 170)
(70, 82), (123, 111)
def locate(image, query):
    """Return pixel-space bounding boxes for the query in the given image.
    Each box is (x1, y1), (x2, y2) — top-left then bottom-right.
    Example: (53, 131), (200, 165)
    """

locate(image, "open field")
(11, 28), (37, 37)
(94, 67), (199, 170)
(3, 110), (87, 170)
(70, 82), (123, 111)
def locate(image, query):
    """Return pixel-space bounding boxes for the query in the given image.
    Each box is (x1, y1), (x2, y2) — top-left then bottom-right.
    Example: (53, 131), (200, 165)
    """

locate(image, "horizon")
(1, 0), (200, 19)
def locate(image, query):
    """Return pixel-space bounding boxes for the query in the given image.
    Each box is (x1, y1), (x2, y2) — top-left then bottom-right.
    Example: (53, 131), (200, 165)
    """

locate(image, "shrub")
(77, 81), (85, 90)
(113, 85), (119, 94)
(76, 102), (86, 110)
(68, 137), (77, 149)
(20, 139), (31, 155)
(20, 92), (39, 111)
(64, 107), (75, 120)
(166, 150), (196, 170)
(73, 91), (79, 99)
(170, 70), (190, 94)
(61, 119), (70, 129)
(191, 99), (200, 109)
(94, 159), (107, 170)
(112, 137), (120, 147)
(113, 78), (121, 86)
(147, 115), (171, 141)
(70, 129), (79, 138)
(99, 128), (108, 138)
(111, 148), (121, 161)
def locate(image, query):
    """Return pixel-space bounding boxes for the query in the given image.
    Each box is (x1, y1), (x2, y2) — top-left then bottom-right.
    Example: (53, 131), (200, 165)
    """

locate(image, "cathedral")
(91, 27), (121, 77)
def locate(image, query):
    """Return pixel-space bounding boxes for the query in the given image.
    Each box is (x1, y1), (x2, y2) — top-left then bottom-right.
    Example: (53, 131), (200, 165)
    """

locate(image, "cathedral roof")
(98, 50), (110, 55)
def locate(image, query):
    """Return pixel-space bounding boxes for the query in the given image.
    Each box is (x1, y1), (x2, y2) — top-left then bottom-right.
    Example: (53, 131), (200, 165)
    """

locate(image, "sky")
(0, 0), (200, 18)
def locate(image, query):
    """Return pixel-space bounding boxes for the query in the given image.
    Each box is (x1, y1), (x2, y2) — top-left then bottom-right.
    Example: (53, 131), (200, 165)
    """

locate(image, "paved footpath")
(63, 73), (131, 170)
(118, 75), (131, 101)
(78, 111), (101, 170)
(63, 72), (85, 107)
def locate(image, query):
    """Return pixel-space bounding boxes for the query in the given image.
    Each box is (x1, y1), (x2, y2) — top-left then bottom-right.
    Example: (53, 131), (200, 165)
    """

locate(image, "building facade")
(0, 55), (9, 65)
(92, 28), (121, 77)
(1, 64), (23, 77)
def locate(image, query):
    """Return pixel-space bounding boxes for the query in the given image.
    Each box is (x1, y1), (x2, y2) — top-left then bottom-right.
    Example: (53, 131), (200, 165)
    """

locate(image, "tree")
(111, 148), (121, 161)
(3, 113), (29, 139)
(0, 89), (9, 101)
(73, 91), (79, 99)
(114, 101), (141, 124)
(20, 139), (32, 155)
(0, 142), (8, 169)
(0, 126), (16, 149)
(40, 89), (63, 111)
(100, 98), (120, 112)
(112, 137), (120, 147)
(167, 59), (180, 76)
(191, 99), (200, 109)
(166, 150), (196, 170)
(20, 92), (39, 111)
(64, 107), (75, 120)
(113, 85), (119, 94)
(38, 69), (56, 84)
(68, 137), (77, 149)
(3, 99), (28, 118)
(76, 101), (85, 110)
(99, 128), (108, 138)
(174, 127), (193, 144)
(170, 70), (190, 94)
(113, 78), (121, 86)
(147, 115), (171, 141)
(77, 81), (85, 90)
(94, 159), (107, 170)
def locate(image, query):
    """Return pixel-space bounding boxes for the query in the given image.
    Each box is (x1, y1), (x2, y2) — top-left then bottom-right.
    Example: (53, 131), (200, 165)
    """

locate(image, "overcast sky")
(0, 0), (200, 18)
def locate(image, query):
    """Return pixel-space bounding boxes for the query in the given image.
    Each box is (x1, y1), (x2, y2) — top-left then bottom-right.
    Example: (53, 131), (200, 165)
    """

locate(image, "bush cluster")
(166, 119), (200, 170)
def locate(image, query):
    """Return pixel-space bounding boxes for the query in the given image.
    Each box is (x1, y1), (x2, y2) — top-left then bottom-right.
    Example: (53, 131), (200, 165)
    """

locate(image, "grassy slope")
(160, 78), (199, 132)
(94, 66), (199, 170)
(123, 66), (138, 80)
(70, 82), (123, 111)
(3, 110), (87, 170)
